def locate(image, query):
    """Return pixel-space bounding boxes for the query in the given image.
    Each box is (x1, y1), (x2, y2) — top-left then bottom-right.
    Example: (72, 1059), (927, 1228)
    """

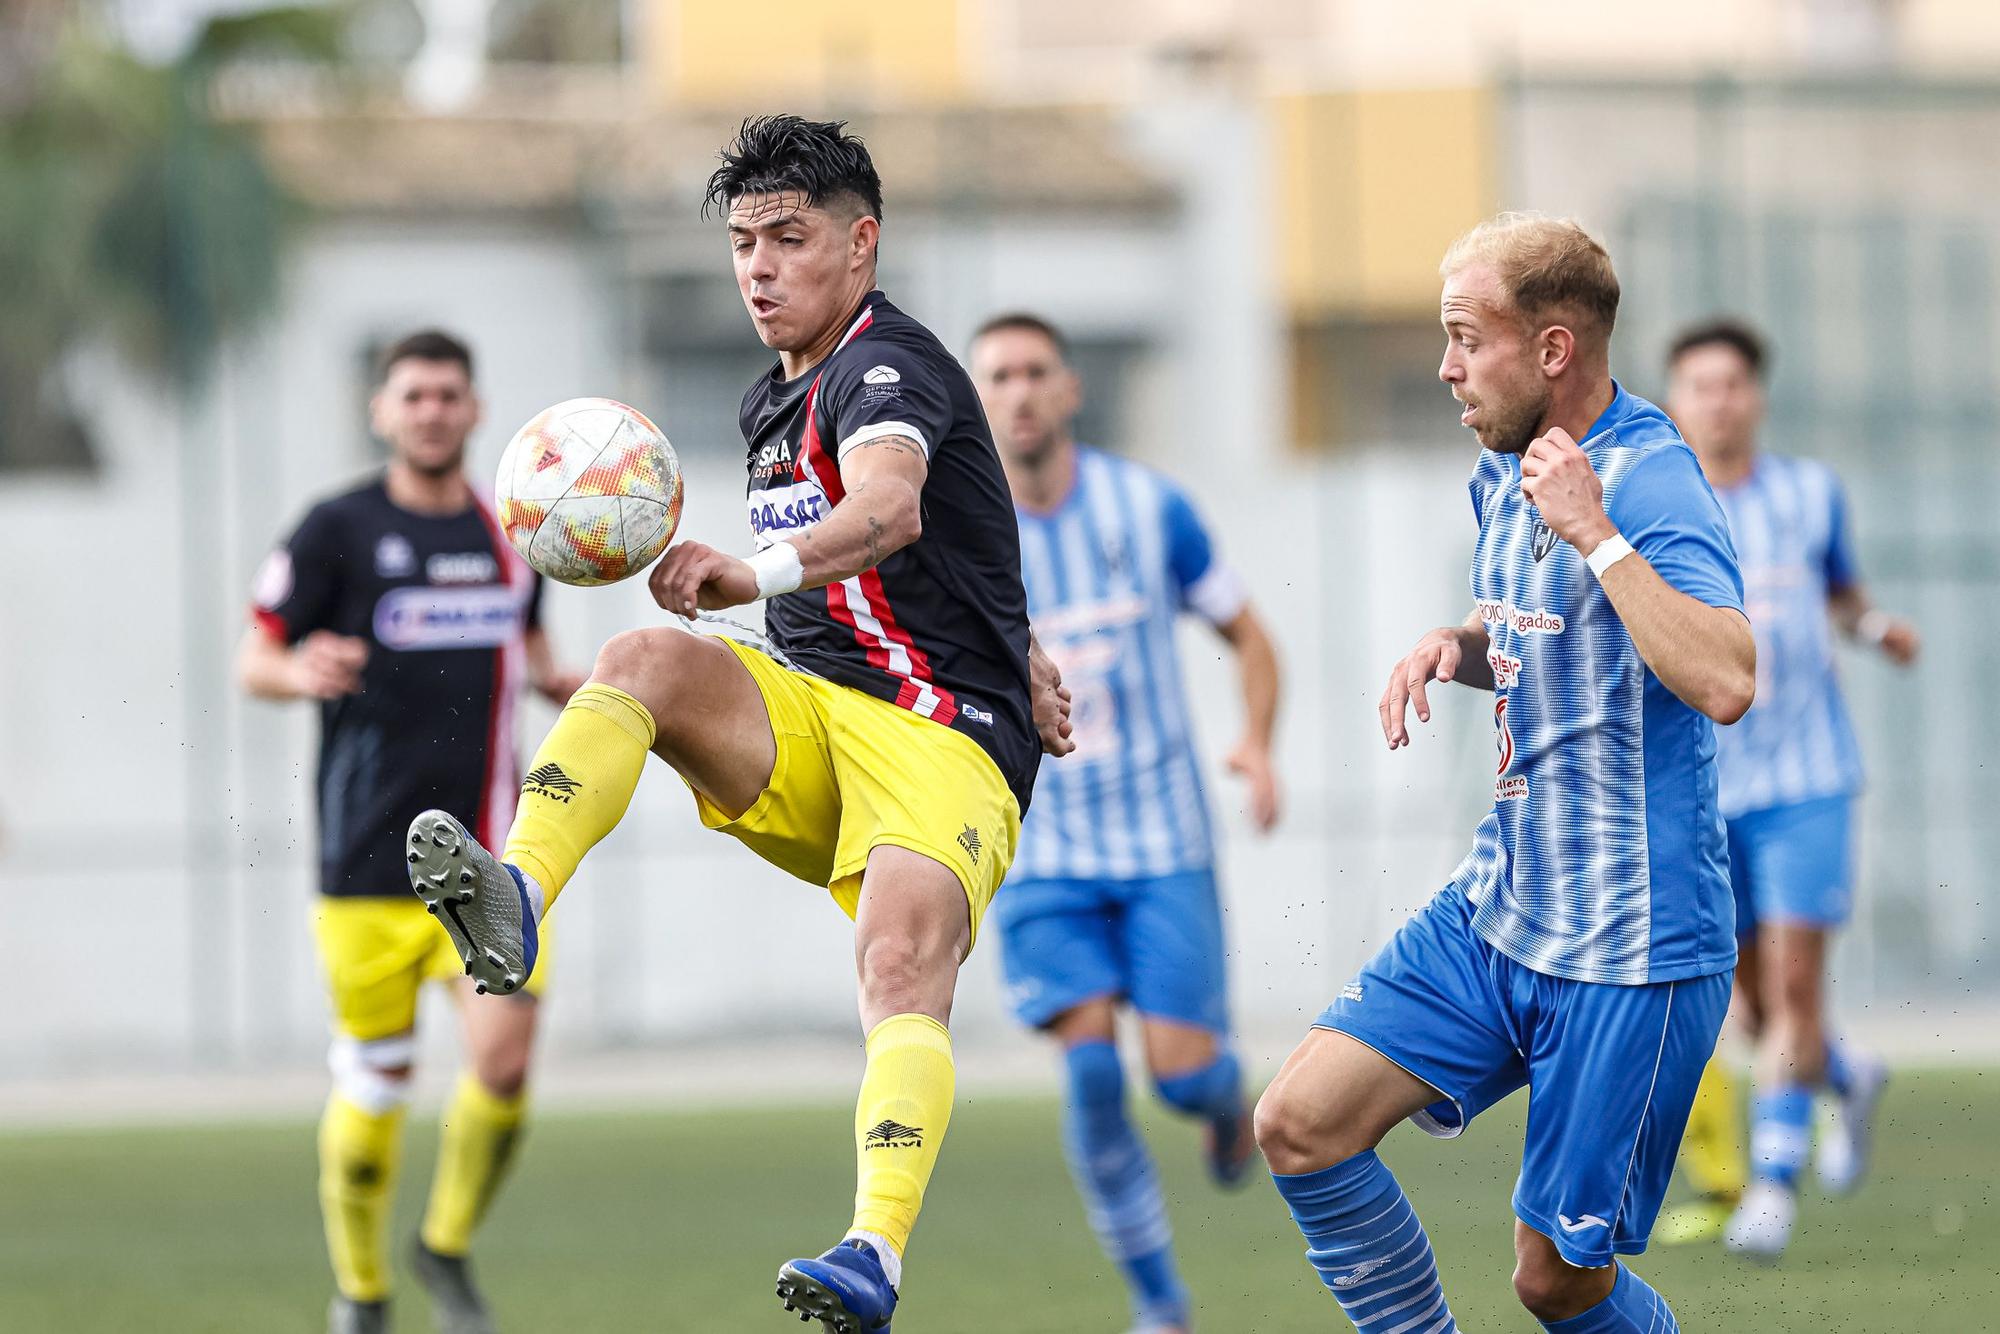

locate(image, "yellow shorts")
(312, 896), (551, 1041)
(693, 638), (1021, 948)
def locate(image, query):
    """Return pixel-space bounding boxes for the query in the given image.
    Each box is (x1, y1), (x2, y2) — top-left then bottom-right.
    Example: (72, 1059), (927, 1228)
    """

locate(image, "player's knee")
(857, 932), (948, 1013)
(472, 1047), (531, 1100)
(1512, 1254), (1606, 1321)
(1253, 1082), (1335, 1173)
(590, 628), (689, 717)
(329, 1034), (415, 1114)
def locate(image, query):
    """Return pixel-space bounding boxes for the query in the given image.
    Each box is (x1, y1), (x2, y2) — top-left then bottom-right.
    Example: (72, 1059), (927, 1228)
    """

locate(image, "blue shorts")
(1317, 887), (1731, 1267)
(995, 869), (1229, 1033)
(1726, 795), (1854, 932)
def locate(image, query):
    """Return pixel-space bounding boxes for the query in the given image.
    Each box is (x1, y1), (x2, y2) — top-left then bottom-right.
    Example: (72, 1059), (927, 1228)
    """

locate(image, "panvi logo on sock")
(864, 1120), (924, 1150)
(522, 763), (580, 802)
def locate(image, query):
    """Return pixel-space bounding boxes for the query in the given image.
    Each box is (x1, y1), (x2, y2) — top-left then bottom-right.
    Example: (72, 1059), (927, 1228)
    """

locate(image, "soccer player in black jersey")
(240, 330), (583, 1334)
(401, 117), (1072, 1332)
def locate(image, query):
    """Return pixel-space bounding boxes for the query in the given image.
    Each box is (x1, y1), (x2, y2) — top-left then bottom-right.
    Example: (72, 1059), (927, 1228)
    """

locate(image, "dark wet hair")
(971, 311), (1070, 361)
(1668, 318), (1767, 381)
(703, 115), (884, 223)
(377, 329), (473, 382)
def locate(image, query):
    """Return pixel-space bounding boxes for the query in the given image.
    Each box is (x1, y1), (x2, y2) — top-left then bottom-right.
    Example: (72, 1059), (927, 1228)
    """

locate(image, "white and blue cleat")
(776, 1240), (897, 1333)
(1818, 1056), (1889, 1196)
(405, 811), (538, 996)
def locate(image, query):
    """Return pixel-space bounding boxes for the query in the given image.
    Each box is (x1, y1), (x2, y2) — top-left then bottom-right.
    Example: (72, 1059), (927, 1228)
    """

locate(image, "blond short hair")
(1440, 212), (1619, 339)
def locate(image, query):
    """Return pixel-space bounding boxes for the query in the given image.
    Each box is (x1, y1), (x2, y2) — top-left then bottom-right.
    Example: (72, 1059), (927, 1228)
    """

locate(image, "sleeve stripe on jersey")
(797, 354), (957, 726)
(837, 420), (931, 460)
(251, 606), (289, 643)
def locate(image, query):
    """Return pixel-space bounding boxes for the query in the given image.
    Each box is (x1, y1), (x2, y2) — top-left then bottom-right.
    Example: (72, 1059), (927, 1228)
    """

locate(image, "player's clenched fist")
(1379, 626), (1474, 750)
(1520, 428), (1617, 551)
(650, 540), (760, 616)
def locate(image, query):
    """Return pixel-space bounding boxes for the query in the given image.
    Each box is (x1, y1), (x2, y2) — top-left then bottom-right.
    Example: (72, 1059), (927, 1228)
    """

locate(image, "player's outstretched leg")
(1815, 1033), (1887, 1195)
(1256, 1031), (1461, 1333)
(1062, 1039), (1190, 1332)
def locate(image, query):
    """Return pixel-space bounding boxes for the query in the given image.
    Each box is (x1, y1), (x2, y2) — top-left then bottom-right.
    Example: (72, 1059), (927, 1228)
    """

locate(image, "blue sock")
(1541, 1264), (1680, 1333)
(1751, 1084), (1813, 1187)
(1273, 1150), (1457, 1333)
(1155, 1050), (1243, 1121)
(1823, 1036), (1854, 1097)
(1062, 1041), (1187, 1328)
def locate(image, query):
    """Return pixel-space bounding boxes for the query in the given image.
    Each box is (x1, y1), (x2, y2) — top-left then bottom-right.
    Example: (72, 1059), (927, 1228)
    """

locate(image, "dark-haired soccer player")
(240, 330), (584, 1334)
(1656, 320), (1918, 1260)
(971, 311), (1283, 1334)
(1256, 215), (1751, 1333)
(401, 117), (1072, 1332)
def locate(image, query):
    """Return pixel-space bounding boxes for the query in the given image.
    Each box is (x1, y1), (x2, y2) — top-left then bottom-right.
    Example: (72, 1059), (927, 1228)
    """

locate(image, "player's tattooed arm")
(790, 433), (930, 579)
(648, 435), (930, 614)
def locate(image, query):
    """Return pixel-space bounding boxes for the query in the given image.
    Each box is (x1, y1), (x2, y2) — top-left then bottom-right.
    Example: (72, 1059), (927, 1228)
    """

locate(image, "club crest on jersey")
(862, 365), (901, 384)
(375, 533), (417, 577)
(1532, 518), (1558, 562)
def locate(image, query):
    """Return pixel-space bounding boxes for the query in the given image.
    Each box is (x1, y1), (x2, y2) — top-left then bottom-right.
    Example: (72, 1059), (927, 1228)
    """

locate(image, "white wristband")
(746, 541), (804, 599)
(1856, 609), (1892, 646)
(1585, 534), (1636, 579)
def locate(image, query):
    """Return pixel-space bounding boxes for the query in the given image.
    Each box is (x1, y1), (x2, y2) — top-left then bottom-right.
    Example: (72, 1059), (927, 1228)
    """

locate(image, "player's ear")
(1539, 324), (1576, 380)
(852, 215), (880, 270)
(367, 387), (390, 437)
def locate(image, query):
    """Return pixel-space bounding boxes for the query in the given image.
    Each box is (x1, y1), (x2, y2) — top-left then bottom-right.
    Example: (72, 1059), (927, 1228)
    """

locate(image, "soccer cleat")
(775, 1240), (897, 1333)
(1204, 1103), (1259, 1189)
(1817, 1056), (1889, 1195)
(1652, 1195), (1736, 1246)
(406, 811), (537, 996)
(1723, 1180), (1796, 1261)
(327, 1296), (389, 1334)
(410, 1238), (496, 1334)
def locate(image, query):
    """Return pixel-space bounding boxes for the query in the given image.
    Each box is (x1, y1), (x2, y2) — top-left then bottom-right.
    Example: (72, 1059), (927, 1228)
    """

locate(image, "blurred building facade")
(2, 0), (1995, 1080)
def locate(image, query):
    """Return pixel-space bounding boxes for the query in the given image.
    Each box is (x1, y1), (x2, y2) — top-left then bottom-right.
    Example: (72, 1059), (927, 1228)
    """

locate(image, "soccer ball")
(496, 397), (684, 586)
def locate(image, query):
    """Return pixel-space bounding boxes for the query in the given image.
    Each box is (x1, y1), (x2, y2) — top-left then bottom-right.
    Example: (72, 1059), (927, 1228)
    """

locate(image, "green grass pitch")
(2, 1069), (1992, 1331)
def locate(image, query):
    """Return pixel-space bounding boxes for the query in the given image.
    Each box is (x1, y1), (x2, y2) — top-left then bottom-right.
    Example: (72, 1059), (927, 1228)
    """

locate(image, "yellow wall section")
(1274, 86), (1495, 318)
(656, 0), (965, 103)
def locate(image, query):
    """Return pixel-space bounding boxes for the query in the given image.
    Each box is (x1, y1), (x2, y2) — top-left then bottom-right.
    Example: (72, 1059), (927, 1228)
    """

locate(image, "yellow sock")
(319, 1095), (405, 1302)
(504, 683), (655, 909)
(1681, 1058), (1748, 1200)
(849, 1013), (955, 1267)
(421, 1074), (529, 1257)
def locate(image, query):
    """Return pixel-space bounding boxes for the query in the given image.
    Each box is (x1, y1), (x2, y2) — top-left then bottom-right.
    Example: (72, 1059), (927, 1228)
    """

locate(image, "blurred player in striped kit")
(1656, 320), (1920, 1259)
(970, 313), (1283, 1334)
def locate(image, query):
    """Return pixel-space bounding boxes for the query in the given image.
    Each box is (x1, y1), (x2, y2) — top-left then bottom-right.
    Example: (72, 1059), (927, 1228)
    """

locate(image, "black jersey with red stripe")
(738, 291), (1037, 812)
(250, 477), (541, 897)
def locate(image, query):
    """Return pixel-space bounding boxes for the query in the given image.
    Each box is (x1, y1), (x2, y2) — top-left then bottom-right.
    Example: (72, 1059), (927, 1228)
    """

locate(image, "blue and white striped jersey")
(1013, 448), (1248, 882)
(1710, 455), (1864, 818)
(1447, 384), (1744, 985)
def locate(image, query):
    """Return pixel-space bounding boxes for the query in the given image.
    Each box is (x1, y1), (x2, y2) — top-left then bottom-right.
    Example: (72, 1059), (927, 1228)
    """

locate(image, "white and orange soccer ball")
(496, 397), (684, 586)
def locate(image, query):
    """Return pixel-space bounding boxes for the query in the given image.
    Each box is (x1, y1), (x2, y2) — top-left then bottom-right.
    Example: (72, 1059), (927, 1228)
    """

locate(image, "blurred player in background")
(239, 330), (583, 1334)
(1656, 320), (1920, 1259)
(399, 117), (1072, 1333)
(1256, 215), (1753, 1334)
(969, 312), (1282, 1334)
